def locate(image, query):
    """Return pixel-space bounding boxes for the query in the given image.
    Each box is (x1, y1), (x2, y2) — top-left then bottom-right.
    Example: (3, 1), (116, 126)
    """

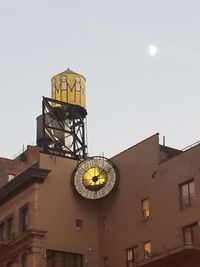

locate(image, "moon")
(149, 45), (158, 56)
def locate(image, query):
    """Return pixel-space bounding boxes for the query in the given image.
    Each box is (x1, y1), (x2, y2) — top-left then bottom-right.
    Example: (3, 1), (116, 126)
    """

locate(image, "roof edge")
(0, 165), (51, 206)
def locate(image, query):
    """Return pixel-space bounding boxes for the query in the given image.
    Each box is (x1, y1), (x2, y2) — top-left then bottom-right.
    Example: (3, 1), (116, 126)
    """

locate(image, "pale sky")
(1, 0), (200, 158)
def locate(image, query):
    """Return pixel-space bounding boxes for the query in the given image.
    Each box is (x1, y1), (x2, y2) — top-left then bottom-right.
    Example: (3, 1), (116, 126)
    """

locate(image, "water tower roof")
(62, 68), (77, 74)
(54, 68), (85, 79)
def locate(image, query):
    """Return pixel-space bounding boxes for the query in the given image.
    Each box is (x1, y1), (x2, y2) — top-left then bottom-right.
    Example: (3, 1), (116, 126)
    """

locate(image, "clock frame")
(72, 156), (118, 200)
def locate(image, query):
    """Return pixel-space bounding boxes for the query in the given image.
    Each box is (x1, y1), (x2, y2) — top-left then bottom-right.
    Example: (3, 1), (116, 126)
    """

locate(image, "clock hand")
(95, 168), (108, 179)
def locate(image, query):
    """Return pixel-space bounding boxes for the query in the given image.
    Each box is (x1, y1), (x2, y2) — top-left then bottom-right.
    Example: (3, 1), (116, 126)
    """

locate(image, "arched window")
(81, 80), (85, 94)
(75, 76), (81, 91)
(60, 75), (67, 90)
(51, 78), (56, 94)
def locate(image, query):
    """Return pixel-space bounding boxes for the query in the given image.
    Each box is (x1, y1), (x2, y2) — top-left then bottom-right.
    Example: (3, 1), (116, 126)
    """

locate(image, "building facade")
(0, 134), (200, 266)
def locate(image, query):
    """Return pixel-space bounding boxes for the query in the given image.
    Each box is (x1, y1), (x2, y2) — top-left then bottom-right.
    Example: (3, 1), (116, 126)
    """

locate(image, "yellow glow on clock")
(83, 167), (107, 190)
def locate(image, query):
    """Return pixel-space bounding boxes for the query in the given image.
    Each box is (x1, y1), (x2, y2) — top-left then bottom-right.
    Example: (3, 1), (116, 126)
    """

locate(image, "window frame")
(143, 241), (152, 258)
(126, 246), (138, 266)
(51, 78), (56, 94)
(0, 221), (5, 242)
(60, 75), (68, 91)
(0, 214), (14, 242)
(46, 249), (83, 267)
(75, 219), (83, 231)
(5, 214), (13, 240)
(179, 179), (195, 209)
(141, 198), (150, 220)
(183, 222), (199, 245)
(21, 253), (28, 267)
(103, 256), (109, 267)
(19, 203), (29, 233)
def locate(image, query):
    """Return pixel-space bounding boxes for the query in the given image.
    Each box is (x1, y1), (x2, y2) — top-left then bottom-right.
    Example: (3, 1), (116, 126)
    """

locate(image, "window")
(19, 204), (29, 233)
(0, 215), (13, 241)
(102, 216), (107, 233)
(183, 226), (193, 244)
(51, 78), (56, 94)
(60, 75), (67, 90)
(103, 257), (109, 267)
(6, 216), (13, 240)
(46, 250), (83, 267)
(180, 180), (195, 208)
(0, 222), (5, 241)
(21, 253), (28, 267)
(142, 199), (150, 220)
(75, 77), (81, 91)
(126, 246), (138, 266)
(183, 222), (200, 246)
(75, 219), (83, 231)
(144, 241), (151, 258)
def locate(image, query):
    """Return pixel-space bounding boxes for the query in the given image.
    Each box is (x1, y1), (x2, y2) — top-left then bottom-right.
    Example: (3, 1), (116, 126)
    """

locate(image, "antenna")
(163, 136), (166, 146)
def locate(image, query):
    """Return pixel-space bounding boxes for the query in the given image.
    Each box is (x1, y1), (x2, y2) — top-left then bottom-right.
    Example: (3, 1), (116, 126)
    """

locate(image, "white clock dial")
(72, 156), (118, 200)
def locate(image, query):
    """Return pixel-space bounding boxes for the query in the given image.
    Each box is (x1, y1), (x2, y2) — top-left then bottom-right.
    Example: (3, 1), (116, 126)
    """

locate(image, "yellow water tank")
(51, 68), (86, 109)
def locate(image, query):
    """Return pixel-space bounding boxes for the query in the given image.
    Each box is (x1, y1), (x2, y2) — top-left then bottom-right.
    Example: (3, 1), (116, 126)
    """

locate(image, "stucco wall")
(38, 154), (101, 267)
(98, 134), (160, 266)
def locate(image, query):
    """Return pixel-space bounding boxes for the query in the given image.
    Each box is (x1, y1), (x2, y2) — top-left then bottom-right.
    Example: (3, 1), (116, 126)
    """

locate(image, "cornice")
(0, 164), (51, 205)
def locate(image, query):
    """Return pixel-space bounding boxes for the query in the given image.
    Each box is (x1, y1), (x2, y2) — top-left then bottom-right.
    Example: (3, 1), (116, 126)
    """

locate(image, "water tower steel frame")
(42, 96), (87, 159)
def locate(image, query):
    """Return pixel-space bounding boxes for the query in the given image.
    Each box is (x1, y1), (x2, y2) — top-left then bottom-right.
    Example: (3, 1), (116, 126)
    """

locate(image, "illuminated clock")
(72, 156), (118, 200)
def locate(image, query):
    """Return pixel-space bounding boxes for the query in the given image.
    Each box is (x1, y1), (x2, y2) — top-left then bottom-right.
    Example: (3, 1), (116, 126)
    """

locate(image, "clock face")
(72, 156), (118, 200)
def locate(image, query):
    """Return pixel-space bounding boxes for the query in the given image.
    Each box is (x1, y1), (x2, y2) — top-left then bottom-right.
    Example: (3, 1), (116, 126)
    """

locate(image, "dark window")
(75, 219), (83, 231)
(46, 250), (83, 267)
(21, 253), (28, 267)
(19, 204), (29, 233)
(180, 180), (195, 209)
(103, 256), (109, 267)
(0, 222), (5, 241)
(126, 246), (138, 266)
(0, 215), (13, 241)
(6, 216), (13, 240)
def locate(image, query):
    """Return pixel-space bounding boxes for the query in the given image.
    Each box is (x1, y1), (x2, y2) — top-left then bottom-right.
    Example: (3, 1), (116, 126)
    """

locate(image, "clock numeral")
(84, 160), (92, 170)
(104, 164), (113, 173)
(89, 191), (100, 199)
(98, 160), (107, 169)
(100, 189), (106, 196)
(107, 171), (116, 181)
(99, 188), (108, 198)
(92, 158), (101, 168)
(82, 189), (90, 198)
(106, 182), (114, 190)
(74, 176), (82, 185)
(76, 184), (85, 194)
(84, 158), (101, 169)
(92, 192), (98, 199)
(88, 191), (93, 199)
(76, 168), (85, 177)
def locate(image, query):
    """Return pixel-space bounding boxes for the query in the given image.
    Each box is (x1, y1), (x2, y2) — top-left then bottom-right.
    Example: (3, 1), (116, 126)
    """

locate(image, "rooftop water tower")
(37, 68), (87, 159)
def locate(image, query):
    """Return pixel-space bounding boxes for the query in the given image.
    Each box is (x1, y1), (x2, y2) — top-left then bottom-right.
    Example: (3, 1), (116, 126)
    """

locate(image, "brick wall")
(0, 146), (40, 188)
